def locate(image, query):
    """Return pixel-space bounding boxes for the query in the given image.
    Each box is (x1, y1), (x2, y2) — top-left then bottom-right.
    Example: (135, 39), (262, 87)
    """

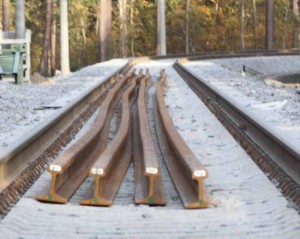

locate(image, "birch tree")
(156, 0), (166, 55)
(60, 0), (70, 75)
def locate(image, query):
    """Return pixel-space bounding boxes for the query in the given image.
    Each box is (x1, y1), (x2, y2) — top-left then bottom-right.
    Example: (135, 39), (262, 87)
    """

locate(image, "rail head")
(46, 72), (133, 175)
(155, 71), (213, 208)
(90, 75), (141, 177)
(138, 76), (160, 176)
(156, 71), (208, 181)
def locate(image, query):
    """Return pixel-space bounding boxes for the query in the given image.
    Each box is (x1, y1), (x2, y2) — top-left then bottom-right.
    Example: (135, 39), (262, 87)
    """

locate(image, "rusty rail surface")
(0, 63), (131, 215)
(80, 74), (141, 206)
(154, 71), (215, 209)
(154, 49), (300, 61)
(133, 71), (166, 206)
(173, 62), (300, 207)
(36, 72), (133, 203)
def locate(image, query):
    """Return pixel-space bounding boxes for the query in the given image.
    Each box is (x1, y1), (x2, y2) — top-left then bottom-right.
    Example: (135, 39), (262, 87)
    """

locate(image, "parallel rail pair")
(174, 61), (300, 207)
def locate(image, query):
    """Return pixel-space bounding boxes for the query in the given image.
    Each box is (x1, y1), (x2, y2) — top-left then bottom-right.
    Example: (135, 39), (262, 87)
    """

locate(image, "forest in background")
(1, 0), (300, 75)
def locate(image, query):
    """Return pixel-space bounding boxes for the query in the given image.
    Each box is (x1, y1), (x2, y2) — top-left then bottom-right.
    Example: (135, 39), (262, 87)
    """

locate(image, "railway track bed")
(0, 54), (300, 238)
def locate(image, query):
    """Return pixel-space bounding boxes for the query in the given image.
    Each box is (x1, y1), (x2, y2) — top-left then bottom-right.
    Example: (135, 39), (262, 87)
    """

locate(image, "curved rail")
(36, 72), (133, 203)
(0, 62), (131, 214)
(154, 70), (216, 209)
(1, 50), (300, 214)
(80, 74), (141, 206)
(133, 71), (166, 205)
(174, 61), (300, 206)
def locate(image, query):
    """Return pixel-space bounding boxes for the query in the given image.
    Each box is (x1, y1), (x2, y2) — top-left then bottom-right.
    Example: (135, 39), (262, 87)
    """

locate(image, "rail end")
(90, 168), (104, 176)
(49, 164), (62, 173)
(145, 167), (159, 175)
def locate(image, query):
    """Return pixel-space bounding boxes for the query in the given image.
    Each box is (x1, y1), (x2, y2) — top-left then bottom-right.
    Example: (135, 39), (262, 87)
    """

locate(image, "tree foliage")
(0, 0), (299, 74)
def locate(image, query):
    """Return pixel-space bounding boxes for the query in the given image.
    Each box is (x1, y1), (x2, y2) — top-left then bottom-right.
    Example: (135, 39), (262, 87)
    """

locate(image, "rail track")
(1, 50), (300, 217)
(174, 60), (300, 208)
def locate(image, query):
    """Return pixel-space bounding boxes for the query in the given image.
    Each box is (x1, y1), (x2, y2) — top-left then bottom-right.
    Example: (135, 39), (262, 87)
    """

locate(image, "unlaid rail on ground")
(133, 71), (166, 206)
(3, 50), (300, 215)
(81, 74), (141, 206)
(37, 72), (134, 203)
(154, 70), (216, 209)
(174, 61), (300, 207)
(0, 62), (131, 215)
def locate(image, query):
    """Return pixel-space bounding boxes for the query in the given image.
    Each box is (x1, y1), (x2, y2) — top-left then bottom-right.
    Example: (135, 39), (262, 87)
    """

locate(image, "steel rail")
(174, 61), (300, 206)
(0, 63), (131, 214)
(133, 71), (166, 206)
(1, 50), (299, 213)
(154, 70), (216, 209)
(80, 74), (141, 206)
(147, 49), (300, 61)
(36, 72), (134, 203)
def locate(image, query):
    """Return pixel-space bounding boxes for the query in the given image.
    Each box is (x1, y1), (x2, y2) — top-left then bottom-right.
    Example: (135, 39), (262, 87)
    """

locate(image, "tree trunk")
(100, 0), (112, 61)
(293, 0), (299, 48)
(283, 6), (288, 49)
(130, 0), (135, 56)
(51, 0), (57, 76)
(241, 0), (245, 50)
(119, 0), (127, 57)
(265, 0), (275, 50)
(15, 0), (25, 39)
(185, 0), (190, 54)
(252, 0), (258, 49)
(156, 0), (167, 55)
(2, 0), (10, 31)
(81, 18), (89, 65)
(60, 0), (70, 75)
(39, 0), (52, 76)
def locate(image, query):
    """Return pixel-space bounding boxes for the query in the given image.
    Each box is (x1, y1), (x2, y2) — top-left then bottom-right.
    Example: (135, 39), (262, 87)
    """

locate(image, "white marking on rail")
(146, 167), (158, 175)
(49, 165), (62, 172)
(193, 170), (207, 178)
(91, 168), (104, 175)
